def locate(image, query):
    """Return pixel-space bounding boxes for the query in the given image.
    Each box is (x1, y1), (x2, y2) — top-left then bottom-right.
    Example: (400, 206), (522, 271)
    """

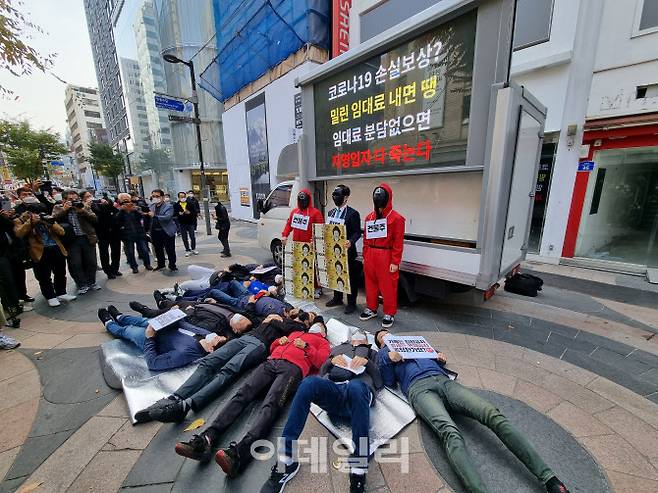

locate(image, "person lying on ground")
(202, 280), (292, 318)
(374, 329), (571, 493)
(129, 297), (254, 339)
(260, 330), (382, 493)
(97, 306), (238, 371)
(175, 317), (331, 475)
(134, 310), (318, 424)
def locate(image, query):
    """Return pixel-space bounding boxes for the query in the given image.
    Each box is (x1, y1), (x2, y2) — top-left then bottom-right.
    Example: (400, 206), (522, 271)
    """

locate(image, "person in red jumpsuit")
(281, 188), (324, 298)
(359, 183), (405, 328)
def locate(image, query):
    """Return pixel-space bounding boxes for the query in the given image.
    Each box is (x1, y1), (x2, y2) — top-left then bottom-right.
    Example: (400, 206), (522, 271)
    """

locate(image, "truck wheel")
(271, 239), (283, 267)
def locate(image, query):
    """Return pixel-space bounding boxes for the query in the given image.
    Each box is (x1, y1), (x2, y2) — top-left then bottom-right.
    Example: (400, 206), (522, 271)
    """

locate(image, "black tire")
(271, 239), (283, 267)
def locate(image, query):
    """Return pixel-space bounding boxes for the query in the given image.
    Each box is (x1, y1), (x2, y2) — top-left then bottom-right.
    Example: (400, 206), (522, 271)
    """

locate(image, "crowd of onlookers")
(0, 180), (231, 349)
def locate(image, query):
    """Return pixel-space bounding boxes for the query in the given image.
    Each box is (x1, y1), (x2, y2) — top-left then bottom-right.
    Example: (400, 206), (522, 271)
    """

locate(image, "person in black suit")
(325, 184), (361, 314)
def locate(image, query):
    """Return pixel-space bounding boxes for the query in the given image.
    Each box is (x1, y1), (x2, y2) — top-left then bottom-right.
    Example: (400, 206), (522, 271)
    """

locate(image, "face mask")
(164, 197), (170, 202)
(152, 197), (162, 204)
(205, 332), (219, 342)
(23, 196), (39, 204)
(187, 194), (193, 198)
(297, 192), (310, 209)
(308, 323), (325, 335)
(373, 187), (388, 210)
(53, 193), (62, 202)
(179, 197), (186, 202)
(351, 331), (367, 344)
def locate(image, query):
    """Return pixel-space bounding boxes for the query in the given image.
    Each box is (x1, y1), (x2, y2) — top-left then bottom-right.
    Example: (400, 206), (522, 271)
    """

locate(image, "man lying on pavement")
(374, 329), (570, 493)
(134, 310), (317, 424)
(260, 330), (382, 493)
(174, 317), (331, 477)
(97, 305), (245, 371)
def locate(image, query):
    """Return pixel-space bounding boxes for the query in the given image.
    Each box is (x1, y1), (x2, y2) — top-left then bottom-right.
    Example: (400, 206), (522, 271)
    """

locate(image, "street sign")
(168, 114), (201, 124)
(155, 95), (186, 112)
(578, 161), (595, 172)
(50, 160), (65, 166)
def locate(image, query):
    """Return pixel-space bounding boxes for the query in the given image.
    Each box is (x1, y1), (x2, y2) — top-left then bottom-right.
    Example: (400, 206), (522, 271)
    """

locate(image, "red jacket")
(281, 187), (324, 243)
(363, 182), (406, 265)
(269, 330), (330, 377)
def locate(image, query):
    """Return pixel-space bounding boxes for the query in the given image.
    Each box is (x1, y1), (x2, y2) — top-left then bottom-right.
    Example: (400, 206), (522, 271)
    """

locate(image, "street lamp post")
(163, 53), (212, 236)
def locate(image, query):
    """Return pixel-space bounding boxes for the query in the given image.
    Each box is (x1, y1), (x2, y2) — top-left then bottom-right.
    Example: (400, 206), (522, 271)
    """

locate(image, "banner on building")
(313, 223), (350, 294)
(283, 241), (315, 300)
(332, 0), (352, 58)
(245, 93), (270, 219)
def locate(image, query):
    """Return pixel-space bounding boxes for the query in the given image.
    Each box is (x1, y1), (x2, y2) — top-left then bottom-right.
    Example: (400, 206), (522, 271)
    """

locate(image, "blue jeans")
(123, 238), (151, 269)
(282, 377), (371, 467)
(207, 280), (250, 307)
(105, 314), (148, 350)
(180, 281), (231, 301)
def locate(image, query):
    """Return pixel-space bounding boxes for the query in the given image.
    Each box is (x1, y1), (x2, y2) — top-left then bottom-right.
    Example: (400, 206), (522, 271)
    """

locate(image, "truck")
(257, 0), (546, 301)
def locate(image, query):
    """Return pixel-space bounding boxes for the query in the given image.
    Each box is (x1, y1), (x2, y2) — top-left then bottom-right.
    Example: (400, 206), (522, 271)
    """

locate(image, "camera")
(38, 213), (55, 224)
(73, 201), (84, 209)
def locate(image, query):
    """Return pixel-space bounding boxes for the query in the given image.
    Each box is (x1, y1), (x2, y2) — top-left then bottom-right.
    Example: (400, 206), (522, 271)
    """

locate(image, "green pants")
(408, 375), (554, 493)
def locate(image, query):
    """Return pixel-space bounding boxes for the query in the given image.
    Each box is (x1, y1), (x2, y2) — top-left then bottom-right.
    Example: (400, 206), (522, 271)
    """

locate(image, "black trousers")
(98, 234), (122, 275)
(33, 246), (67, 300)
(332, 251), (360, 306)
(10, 259), (27, 299)
(0, 256), (20, 310)
(205, 359), (302, 459)
(151, 229), (176, 269)
(180, 223), (196, 251)
(67, 236), (97, 288)
(217, 228), (230, 254)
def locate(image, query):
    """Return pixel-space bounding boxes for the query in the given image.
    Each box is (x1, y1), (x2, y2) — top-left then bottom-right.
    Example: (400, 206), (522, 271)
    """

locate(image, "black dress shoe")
(114, 271), (123, 277)
(153, 266), (165, 272)
(106, 273), (116, 280)
(326, 298), (343, 308)
(21, 295), (36, 303)
(344, 304), (357, 314)
(129, 301), (161, 318)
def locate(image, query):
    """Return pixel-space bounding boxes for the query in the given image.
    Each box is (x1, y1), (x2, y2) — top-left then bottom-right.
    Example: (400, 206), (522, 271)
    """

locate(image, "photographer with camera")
(115, 193), (152, 273)
(0, 207), (25, 325)
(52, 190), (100, 295)
(14, 204), (76, 307)
(81, 191), (122, 279)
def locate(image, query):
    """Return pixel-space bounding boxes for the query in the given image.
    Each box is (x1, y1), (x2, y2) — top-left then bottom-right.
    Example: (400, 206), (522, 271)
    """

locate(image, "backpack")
(504, 273), (543, 297)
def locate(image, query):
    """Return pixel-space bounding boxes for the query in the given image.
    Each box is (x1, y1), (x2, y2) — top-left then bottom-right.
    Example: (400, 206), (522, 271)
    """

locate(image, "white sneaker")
(47, 298), (61, 307)
(184, 251), (192, 257)
(58, 294), (77, 302)
(0, 334), (20, 349)
(90, 283), (102, 291)
(192, 250), (199, 255)
(314, 288), (322, 299)
(77, 286), (89, 295)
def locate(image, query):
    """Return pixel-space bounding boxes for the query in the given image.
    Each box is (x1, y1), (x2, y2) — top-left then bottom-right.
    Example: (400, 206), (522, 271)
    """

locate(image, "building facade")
(563, 0), (658, 271)
(83, 0), (130, 146)
(63, 85), (109, 189)
(119, 58), (153, 160)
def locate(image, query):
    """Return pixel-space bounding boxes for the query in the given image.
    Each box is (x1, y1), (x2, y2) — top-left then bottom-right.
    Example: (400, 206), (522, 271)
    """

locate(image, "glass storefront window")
(528, 137), (557, 253)
(192, 171), (229, 203)
(575, 146), (658, 267)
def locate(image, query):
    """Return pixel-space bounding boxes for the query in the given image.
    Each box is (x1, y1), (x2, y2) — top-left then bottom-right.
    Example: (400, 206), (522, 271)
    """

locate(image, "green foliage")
(88, 142), (124, 178)
(0, 0), (56, 98)
(0, 119), (67, 179)
(140, 148), (172, 174)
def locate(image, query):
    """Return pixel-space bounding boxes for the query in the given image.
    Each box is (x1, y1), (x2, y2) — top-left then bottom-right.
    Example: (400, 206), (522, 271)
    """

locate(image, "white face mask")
(308, 323), (325, 335)
(152, 197), (162, 204)
(179, 197), (186, 202)
(351, 331), (367, 344)
(53, 193), (62, 202)
(23, 196), (39, 204)
(205, 332), (219, 342)
(187, 194), (193, 198)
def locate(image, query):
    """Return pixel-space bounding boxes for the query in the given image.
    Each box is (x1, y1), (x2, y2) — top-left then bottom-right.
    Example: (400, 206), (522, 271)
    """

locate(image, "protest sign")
(384, 335), (437, 359)
(149, 308), (187, 331)
(313, 223), (350, 294)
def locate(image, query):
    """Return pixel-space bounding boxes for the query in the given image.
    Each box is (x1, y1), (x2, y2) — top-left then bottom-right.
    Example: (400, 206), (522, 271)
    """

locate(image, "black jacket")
(214, 202), (230, 231)
(91, 200), (118, 237)
(320, 342), (383, 397)
(327, 206), (361, 258)
(174, 200), (199, 225)
(249, 318), (305, 347)
(114, 209), (147, 241)
(185, 303), (237, 341)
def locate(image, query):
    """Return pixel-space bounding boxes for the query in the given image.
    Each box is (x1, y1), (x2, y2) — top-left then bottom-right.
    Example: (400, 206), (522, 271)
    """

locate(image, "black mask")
(332, 185), (349, 207)
(373, 187), (388, 212)
(298, 192), (310, 209)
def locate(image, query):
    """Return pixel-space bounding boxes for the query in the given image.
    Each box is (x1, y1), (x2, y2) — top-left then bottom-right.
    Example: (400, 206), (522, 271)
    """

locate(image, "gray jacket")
(320, 342), (383, 398)
(149, 201), (177, 237)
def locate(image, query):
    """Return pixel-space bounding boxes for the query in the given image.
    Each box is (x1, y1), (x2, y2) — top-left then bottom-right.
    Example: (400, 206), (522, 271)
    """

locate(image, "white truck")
(257, 0), (545, 301)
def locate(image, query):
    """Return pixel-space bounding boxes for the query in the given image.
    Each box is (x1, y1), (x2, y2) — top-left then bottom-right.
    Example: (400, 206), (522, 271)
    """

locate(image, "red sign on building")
(332, 0), (352, 58)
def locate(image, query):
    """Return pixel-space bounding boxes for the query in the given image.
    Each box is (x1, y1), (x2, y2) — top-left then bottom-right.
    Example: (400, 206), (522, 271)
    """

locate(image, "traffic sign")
(50, 160), (65, 166)
(155, 95), (186, 112)
(168, 114), (200, 124)
(578, 161), (595, 172)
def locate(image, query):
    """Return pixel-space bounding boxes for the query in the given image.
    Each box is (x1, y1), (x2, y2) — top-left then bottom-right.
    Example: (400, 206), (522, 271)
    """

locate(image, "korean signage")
(294, 93), (303, 129)
(245, 93), (271, 219)
(314, 11), (476, 178)
(239, 187), (250, 207)
(332, 0), (351, 58)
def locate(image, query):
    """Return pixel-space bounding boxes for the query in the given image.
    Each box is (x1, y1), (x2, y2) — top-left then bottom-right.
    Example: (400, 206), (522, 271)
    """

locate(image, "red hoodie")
(363, 182), (406, 266)
(269, 330), (331, 377)
(281, 187), (324, 243)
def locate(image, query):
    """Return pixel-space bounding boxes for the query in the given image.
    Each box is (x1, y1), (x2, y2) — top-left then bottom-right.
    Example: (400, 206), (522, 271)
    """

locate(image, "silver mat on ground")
(99, 339), (198, 423)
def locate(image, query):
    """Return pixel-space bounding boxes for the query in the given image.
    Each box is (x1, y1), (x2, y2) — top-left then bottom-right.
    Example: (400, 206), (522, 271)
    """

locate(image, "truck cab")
(256, 180), (298, 266)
